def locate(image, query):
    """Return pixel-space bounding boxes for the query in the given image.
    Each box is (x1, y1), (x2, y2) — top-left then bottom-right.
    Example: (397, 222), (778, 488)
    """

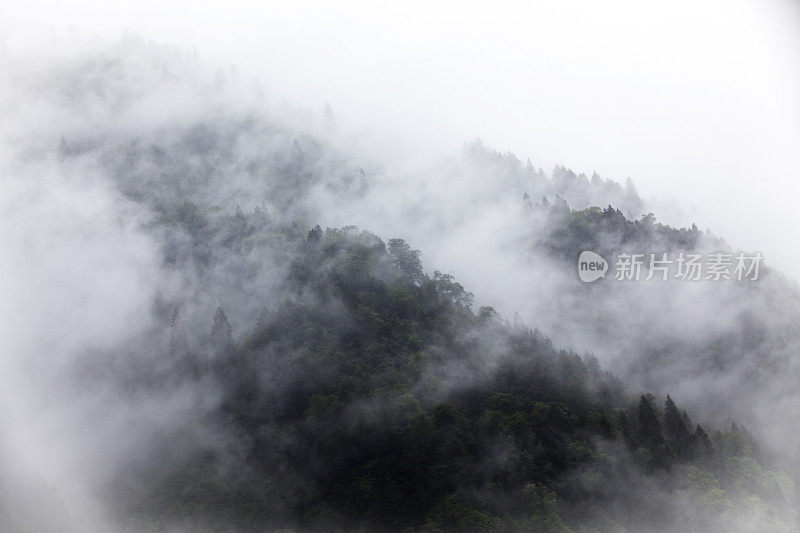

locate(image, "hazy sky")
(3, 0), (799, 278)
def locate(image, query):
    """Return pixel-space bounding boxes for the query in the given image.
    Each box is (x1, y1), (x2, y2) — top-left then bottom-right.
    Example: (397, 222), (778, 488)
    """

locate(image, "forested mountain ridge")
(2, 41), (800, 532)
(108, 209), (795, 531)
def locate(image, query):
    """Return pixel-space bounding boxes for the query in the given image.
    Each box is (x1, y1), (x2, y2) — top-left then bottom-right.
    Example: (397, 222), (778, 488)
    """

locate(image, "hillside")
(2, 41), (800, 532)
(106, 212), (795, 531)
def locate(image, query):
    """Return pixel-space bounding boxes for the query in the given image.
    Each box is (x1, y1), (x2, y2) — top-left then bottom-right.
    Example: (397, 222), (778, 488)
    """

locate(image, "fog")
(2, 0), (799, 278)
(1, 2), (799, 532)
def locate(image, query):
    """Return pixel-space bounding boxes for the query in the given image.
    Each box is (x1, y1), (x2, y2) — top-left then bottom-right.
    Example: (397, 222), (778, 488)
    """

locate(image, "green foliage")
(118, 217), (794, 532)
(521, 483), (572, 532)
(422, 495), (501, 532)
(544, 205), (704, 263)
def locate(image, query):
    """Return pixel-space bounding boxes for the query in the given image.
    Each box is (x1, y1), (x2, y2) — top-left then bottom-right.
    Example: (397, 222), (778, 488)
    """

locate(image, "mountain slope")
(2, 40), (800, 532)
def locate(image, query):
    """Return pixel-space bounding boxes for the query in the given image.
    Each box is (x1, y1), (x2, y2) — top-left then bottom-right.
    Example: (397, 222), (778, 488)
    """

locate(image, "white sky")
(2, 0), (799, 279)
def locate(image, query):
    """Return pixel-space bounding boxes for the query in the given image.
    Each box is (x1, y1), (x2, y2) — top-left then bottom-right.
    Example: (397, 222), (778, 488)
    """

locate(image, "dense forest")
(102, 204), (794, 532)
(2, 42), (800, 532)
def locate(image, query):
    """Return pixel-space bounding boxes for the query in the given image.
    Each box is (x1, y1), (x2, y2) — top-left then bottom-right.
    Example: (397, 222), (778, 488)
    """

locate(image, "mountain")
(2, 38), (800, 532)
(104, 215), (795, 532)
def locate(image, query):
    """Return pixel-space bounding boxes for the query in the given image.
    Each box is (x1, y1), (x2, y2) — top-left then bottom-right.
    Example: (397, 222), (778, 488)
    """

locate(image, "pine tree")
(59, 135), (72, 158)
(290, 139), (303, 165)
(169, 307), (189, 355)
(636, 394), (664, 450)
(210, 306), (233, 352)
(692, 424), (712, 460)
(664, 395), (692, 459)
(255, 308), (269, 330)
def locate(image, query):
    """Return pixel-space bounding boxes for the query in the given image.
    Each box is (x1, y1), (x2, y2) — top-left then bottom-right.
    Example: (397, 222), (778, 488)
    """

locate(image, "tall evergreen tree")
(636, 394), (664, 450)
(664, 395), (692, 458)
(210, 306), (233, 352)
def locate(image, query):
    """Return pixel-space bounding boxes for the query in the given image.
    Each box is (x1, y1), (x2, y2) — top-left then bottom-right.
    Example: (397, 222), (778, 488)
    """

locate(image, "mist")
(3, 0), (799, 276)
(1, 3), (799, 532)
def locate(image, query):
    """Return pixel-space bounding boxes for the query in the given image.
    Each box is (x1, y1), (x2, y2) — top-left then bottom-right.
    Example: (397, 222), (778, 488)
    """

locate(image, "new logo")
(578, 251), (608, 282)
